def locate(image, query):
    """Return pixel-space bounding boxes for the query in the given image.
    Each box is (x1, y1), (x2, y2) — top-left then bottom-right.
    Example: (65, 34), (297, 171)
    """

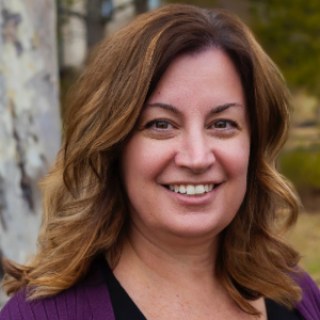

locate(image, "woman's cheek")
(216, 139), (250, 178)
(122, 135), (173, 186)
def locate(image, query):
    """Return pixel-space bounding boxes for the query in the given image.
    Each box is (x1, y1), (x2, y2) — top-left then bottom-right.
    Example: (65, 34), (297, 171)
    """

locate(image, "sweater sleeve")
(0, 285), (94, 320)
(0, 290), (48, 320)
(295, 272), (320, 320)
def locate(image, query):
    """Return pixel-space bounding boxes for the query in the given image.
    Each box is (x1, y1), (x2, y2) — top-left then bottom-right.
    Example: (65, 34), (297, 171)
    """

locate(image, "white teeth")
(195, 185), (205, 194)
(168, 184), (216, 195)
(186, 185), (195, 195)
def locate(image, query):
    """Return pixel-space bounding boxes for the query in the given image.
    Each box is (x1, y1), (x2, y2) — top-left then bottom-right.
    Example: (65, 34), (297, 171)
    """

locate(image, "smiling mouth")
(163, 184), (219, 196)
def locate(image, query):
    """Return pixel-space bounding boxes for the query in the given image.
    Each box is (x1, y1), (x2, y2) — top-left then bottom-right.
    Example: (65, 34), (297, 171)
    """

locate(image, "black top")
(100, 257), (303, 320)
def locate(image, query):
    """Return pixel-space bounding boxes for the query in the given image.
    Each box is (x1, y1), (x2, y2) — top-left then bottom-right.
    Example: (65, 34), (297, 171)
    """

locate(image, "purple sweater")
(1, 269), (319, 320)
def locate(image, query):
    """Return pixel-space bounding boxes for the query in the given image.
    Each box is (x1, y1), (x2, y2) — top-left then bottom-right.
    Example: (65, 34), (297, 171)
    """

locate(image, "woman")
(1, 4), (319, 320)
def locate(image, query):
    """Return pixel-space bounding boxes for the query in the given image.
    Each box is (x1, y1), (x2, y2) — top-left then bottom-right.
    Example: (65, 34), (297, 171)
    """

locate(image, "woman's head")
(3, 4), (301, 314)
(62, 3), (294, 237)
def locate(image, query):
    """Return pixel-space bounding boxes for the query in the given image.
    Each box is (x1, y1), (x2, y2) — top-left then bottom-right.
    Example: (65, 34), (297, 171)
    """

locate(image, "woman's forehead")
(145, 49), (246, 114)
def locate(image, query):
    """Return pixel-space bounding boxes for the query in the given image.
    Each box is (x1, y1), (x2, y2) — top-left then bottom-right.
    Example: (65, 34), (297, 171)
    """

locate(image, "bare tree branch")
(58, 6), (87, 20)
(58, 0), (135, 23)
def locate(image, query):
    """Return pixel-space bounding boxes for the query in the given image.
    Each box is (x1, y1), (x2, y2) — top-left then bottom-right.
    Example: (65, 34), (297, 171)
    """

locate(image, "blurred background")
(0, 0), (319, 306)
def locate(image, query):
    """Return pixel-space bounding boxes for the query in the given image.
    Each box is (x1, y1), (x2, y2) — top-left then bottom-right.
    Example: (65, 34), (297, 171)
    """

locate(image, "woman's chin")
(156, 217), (227, 241)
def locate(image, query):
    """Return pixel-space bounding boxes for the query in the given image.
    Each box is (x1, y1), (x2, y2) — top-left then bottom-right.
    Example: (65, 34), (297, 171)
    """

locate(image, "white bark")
(61, 0), (87, 67)
(0, 0), (61, 305)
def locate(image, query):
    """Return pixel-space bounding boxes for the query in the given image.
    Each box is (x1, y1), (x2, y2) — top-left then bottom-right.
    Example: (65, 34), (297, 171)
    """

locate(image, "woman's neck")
(110, 224), (267, 320)
(114, 222), (221, 289)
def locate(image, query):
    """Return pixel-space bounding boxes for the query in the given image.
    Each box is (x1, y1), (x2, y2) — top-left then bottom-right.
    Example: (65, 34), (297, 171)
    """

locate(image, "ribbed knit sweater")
(1, 267), (320, 320)
(0, 269), (115, 320)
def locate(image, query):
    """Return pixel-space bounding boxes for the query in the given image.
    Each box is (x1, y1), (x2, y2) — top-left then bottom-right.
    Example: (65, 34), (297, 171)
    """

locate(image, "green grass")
(286, 213), (320, 286)
(279, 149), (320, 190)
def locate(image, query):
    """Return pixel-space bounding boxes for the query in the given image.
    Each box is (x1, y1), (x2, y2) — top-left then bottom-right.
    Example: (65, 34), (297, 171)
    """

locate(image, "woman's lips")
(167, 183), (215, 195)
(162, 183), (222, 205)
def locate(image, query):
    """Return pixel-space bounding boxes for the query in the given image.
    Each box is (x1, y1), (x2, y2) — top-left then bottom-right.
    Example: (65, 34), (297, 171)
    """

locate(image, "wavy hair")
(2, 4), (302, 315)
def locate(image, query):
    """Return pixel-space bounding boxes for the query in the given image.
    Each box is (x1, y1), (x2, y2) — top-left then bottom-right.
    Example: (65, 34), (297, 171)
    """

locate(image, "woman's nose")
(174, 131), (216, 174)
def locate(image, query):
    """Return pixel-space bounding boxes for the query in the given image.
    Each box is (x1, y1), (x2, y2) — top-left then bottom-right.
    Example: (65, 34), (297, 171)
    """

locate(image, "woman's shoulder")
(0, 285), (80, 320)
(0, 283), (91, 320)
(0, 269), (114, 320)
(294, 271), (320, 320)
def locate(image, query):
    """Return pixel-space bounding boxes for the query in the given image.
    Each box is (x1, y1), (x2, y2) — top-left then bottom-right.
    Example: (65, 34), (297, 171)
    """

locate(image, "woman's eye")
(155, 121), (171, 129)
(146, 120), (173, 130)
(212, 120), (236, 129)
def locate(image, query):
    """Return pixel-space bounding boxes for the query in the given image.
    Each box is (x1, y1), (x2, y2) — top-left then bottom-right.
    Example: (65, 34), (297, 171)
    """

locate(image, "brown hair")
(2, 4), (301, 315)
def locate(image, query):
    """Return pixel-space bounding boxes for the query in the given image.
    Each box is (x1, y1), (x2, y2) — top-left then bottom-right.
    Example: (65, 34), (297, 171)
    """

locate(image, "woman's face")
(122, 49), (250, 241)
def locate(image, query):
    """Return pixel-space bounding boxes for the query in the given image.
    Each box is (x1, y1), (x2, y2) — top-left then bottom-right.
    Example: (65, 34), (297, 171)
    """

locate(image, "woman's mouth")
(164, 184), (218, 196)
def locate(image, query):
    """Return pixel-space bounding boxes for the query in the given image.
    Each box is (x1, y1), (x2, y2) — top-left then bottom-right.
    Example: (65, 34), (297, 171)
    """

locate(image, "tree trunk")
(134, 0), (148, 15)
(0, 0), (61, 305)
(86, 0), (106, 50)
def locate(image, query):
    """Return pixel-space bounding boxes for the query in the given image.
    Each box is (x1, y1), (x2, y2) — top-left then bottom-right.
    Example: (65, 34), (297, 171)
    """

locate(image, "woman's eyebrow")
(145, 102), (243, 115)
(145, 103), (181, 114)
(210, 103), (243, 114)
